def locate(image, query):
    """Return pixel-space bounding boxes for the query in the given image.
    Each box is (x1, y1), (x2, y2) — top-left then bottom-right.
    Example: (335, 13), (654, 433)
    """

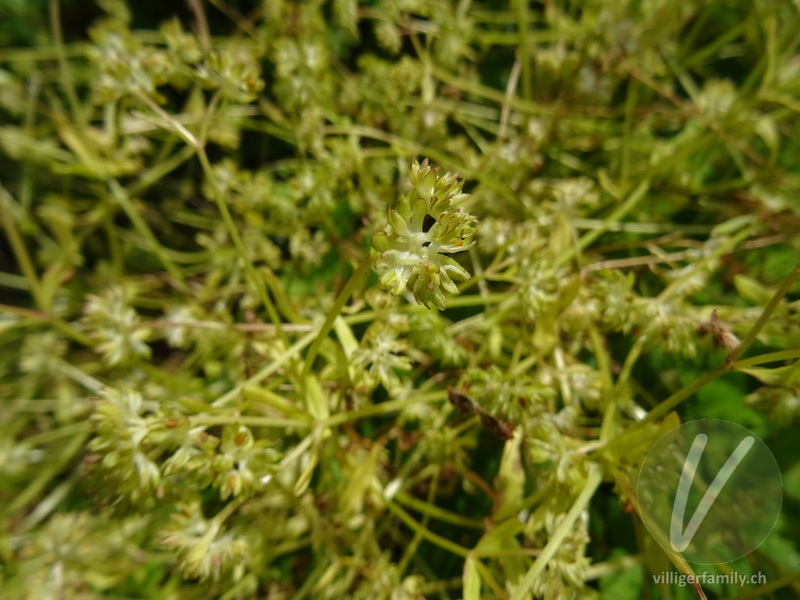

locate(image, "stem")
(213, 495), (245, 525)
(0, 272), (29, 290)
(49, 0), (84, 127)
(729, 259), (800, 363)
(20, 74), (41, 211)
(129, 144), (196, 197)
(135, 91), (199, 147)
(301, 254), (372, 379)
(557, 178), (651, 268)
(641, 363), (729, 426)
(515, 0), (531, 101)
(107, 180), (189, 291)
(733, 348), (800, 369)
(717, 571), (800, 600)
(189, 415), (311, 428)
(395, 490), (485, 529)
(0, 184), (45, 310)
(445, 291), (509, 308)
(583, 554), (641, 581)
(509, 464), (602, 600)
(320, 391), (447, 428)
(658, 223), (756, 301)
(213, 329), (318, 408)
(55, 359), (107, 394)
(606, 259), (800, 449)
(386, 500), (472, 558)
(194, 144), (290, 349)
(4, 428), (88, 516)
(398, 469), (439, 573)
(15, 422), (89, 447)
(188, 0), (212, 56)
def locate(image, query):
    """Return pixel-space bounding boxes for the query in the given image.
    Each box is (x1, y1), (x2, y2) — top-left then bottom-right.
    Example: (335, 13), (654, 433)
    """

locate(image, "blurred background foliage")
(1, 0), (800, 599)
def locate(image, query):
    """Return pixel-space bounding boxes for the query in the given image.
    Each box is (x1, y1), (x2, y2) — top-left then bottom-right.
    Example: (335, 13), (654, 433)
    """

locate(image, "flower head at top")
(371, 159), (477, 310)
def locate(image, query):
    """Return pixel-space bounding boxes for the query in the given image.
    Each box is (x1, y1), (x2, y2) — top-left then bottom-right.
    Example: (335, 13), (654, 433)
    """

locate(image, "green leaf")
(755, 116), (779, 160)
(339, 445), (379, 514)
(738, 360), (800, 386)
(784, 460), (800, 501)
(733, 275), (772, 306)
(332, 316), (359, 359)
(178, 396), (219, 413)
(242, 386), (310, 418)
(558, 275), (582, 311)
(495, 430), (525, 519)
(692, 377), (766, 433)
(463, 555), (481, 600)
(474, 518), (525, 556)
(293, 437), (321, 497)
(599, 558), (642, 600)
(304, 374), (330, 420)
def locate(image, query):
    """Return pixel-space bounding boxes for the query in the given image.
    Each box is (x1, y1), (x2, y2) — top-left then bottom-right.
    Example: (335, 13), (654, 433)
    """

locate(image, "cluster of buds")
(371, 159), (477, 310)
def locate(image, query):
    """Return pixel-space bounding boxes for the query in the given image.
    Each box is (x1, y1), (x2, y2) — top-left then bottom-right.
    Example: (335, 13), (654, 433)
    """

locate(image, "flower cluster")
(195, 45), (265, 104)
(371, 159), (477, 310)
(529, 511), (592, 600)
(460, 365), (553, 426)
(4, 0), (800, 598)
(158, 501), (250, 581)
(351, 322), (414, 393)
(89, 389), (162, 502)
(83, 287), (151, 366)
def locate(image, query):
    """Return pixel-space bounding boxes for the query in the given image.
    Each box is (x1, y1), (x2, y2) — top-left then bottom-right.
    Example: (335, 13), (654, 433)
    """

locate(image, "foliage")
(1, 0), (800, 599)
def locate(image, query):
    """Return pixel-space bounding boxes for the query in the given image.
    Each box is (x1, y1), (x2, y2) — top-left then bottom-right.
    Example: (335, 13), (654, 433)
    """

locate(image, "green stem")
(55, 359), (107, 394)
(128, 144), (196, 197)
(0, 272), (29, 290)
(515, 0), (531, 101)
(733, 348), (800, 369)
(301, 254), (372, 379)
(49, 0), (84, 127)
(194, 145), (290, 350)
(49, 318), (94, 347)
(0, 42), (89, 63)
(398, 469), (439, 573)
(213, 495), (245, 526)
(642, 363), (729, 427)
(320, 391), (446, 428)
(213, 329), (318, 407)
(658, 223), (756, 301)
(729, 260), (800, 363)
(395, 490), (485, 529)
(107, 180), (189, 291)
(386, 500), (472, 558)
(16, 421), (88, 447)
(620, 79), (638, 182)
(103, 215), (123, 275)
(20, 74), (40, 212)
(0, 184), (45, 310)
(509, 464), (602, 600)
(611, 260), (800, 438)
(557, 178), (651, 268)
(189, 415), (311, 429)
(445, 291), (509, 308)
(341, 291), (510, 329)
(717, 571), (800, 600)
(4, 428), (87, 516)
(583, 554), (641, 581)
(135, 91), (198, 147)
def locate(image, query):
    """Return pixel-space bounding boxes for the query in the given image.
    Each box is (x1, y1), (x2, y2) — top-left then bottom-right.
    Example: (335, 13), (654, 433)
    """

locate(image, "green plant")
(1, 1), (800, 599)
